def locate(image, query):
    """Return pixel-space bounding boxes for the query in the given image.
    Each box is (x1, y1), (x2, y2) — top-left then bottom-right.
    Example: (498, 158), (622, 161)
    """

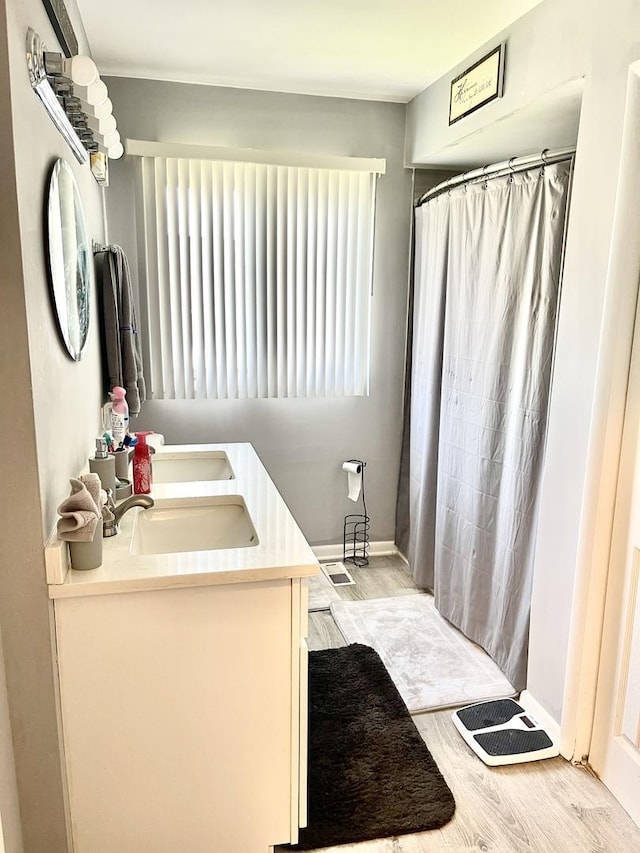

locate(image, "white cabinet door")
(590, 304), (640, 827)
(55, 580), (297, 853)
(298, 637), (309, 829)
(288, 578), (309, 843)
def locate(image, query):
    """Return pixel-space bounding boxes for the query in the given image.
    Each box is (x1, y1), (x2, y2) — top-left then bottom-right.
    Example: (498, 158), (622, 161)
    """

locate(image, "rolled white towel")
(57, 478), (100, 542)
(80, 473), (102, 512)
(59, 477), (101, 516)
(57, 513), (99, 542)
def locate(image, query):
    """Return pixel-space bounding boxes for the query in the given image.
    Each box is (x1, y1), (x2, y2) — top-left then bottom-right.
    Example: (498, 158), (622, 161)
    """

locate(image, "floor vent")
(321, 561), (356, 586)
(452, 698), (559, 766)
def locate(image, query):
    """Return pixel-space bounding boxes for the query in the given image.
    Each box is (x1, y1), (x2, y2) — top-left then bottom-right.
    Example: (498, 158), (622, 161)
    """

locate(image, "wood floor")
(281, 556), (640, 853)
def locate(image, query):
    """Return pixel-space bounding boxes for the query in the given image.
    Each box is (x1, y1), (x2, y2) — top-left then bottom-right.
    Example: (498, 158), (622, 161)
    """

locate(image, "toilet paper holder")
(343, 459), (369, 567)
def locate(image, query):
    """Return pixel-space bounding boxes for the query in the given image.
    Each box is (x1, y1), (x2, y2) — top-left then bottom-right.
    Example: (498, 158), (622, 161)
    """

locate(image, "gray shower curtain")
(400, 162), (571, 690)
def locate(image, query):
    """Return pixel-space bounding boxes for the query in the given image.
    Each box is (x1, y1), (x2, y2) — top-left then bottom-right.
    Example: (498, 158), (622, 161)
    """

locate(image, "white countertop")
(48, 442), (318, 599)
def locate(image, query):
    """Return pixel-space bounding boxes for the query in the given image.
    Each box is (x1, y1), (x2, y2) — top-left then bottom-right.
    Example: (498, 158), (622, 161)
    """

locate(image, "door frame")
(560, 60), (640, 764)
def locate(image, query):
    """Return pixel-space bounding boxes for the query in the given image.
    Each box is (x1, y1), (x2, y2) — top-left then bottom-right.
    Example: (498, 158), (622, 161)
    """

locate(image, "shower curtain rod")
(415, 146), (576, 207)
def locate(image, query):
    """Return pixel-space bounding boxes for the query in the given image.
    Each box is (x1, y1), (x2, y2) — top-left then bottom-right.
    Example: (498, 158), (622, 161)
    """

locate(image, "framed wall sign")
(449, 44), (505, 125)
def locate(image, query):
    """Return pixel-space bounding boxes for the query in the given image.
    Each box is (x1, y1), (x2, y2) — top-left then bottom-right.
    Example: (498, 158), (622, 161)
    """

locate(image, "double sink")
(131, 449), (259, 556)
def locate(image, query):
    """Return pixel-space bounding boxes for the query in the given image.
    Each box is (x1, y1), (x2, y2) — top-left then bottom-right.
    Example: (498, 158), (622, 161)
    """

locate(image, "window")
(138, 153), (380, 400)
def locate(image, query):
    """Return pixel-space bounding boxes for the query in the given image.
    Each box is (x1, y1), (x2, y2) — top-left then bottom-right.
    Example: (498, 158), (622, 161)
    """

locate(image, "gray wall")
(0, 11), (25, 849)
(1, 0), (106, 849)
(406, 0), (586, 166)
(104, 78), (413, 546)
(406, 0), (640, 744)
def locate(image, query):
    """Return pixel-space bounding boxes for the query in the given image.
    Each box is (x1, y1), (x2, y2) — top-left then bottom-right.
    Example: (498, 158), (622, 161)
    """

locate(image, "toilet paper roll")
(342, 461), (362, 502)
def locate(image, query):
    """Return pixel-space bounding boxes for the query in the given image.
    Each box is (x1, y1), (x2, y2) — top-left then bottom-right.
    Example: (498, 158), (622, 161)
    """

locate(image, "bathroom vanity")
(47, 443), (318, 853)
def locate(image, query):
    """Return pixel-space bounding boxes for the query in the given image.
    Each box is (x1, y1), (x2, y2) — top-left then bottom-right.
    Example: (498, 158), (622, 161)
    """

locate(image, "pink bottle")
(133, 431), (153, 495)
(105, 386), (129, 448)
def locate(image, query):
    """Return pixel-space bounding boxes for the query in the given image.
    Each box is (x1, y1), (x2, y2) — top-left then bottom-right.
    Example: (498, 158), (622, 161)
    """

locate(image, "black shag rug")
(289, 643), (455, 850)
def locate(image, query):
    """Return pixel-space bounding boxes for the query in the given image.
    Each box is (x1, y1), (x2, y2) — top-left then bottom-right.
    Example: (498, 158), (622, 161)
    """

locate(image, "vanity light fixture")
(27, 27), (87, 163)
(26, 27), (123, 166)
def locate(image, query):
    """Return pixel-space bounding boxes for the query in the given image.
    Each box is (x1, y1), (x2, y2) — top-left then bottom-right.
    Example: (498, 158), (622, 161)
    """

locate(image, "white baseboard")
(311, 541), (398, 562)
(519, 689), (561, 747)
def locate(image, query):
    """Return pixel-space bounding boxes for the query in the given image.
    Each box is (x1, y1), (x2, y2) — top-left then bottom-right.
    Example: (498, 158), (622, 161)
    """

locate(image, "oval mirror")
(46, 159), (92, 361)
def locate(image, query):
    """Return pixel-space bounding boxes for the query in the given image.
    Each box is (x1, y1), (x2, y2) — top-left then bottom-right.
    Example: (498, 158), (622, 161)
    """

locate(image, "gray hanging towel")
(99, 245), (146, 414)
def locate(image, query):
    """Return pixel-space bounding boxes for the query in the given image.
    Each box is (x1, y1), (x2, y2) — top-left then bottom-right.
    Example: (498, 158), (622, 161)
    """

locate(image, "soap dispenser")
(133, 432), (153, 495)
(89, 437), (116, 497)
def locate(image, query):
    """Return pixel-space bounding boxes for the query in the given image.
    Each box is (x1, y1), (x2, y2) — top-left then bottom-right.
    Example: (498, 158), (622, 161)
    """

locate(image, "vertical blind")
(139, 156), (377, 399)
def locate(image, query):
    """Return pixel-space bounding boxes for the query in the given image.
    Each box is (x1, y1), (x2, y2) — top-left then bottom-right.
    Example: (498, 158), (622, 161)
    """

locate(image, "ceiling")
(74, 0), (544, 103)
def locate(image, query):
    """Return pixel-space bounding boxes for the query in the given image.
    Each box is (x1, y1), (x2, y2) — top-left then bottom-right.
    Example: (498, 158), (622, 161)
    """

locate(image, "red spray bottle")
(133, 431), (154, 494)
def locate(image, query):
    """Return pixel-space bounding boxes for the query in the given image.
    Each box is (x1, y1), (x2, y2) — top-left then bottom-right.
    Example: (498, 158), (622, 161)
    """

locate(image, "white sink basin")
(130, 496), (258, 555)
(152, 451), (234, 483)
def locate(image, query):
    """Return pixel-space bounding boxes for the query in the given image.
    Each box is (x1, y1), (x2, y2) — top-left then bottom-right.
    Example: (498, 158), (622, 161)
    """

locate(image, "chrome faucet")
(103, 492), (154, 537)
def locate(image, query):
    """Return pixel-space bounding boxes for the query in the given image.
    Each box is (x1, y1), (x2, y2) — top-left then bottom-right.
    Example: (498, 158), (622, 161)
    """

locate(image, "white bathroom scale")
(452, 698), (559, 766)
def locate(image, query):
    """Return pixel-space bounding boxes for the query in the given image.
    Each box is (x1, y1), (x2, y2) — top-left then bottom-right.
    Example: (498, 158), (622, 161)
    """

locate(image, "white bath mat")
(308, 570), (342, 612)
(330, 594), (515, 713)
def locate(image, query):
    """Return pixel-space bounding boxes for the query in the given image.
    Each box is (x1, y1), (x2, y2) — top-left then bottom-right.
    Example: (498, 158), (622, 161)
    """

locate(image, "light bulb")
(92, 98), (113, 120)
(102, 130), (120, 149)
(108, 142), (124, 160)
(63, 55), (98, 87)
(75, 78), (108, 106)
(88, 79), (108, 106)
(86, 113), (117, 135)
(43, 51), (97, 87)
(78, 96), (112, 119)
